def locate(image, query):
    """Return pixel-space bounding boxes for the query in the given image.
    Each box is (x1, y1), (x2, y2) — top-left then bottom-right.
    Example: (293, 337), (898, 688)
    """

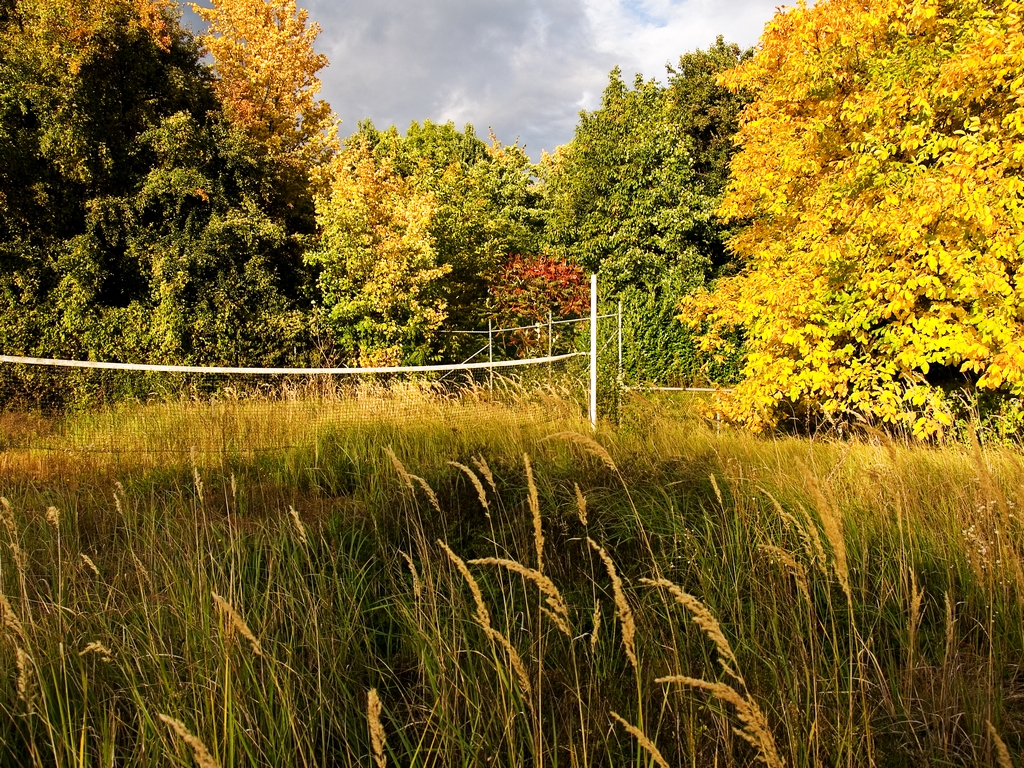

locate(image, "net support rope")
(0, 352), (584, 375)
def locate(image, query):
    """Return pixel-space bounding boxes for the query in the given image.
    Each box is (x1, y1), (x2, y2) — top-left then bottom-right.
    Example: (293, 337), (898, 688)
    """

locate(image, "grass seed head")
(385, 447), (414, 490)
(400, 551), (422, 601)
(610, 712), (670, 768)
(471, 455), (498, 498)
(211, 591), (263, 656)
(543, 432), (618, 474)
(641, 577), (742, 682)
(158, 714), (220, 768)
(657, 676), (783, 768)
(588, 538), (637, 671)
(757, 545), (810, 603)
(524, 454), (544, 573)
(0, 592), (25, 640)
(800, 465), (850, 602)
(986, 720), (1013, 768)
(368, 689), (387, 768)
(439, 540), (533, 702)
(79, 641), (113, 662)
(470, 557), (571, 637)
(709, 473), (724, 507)
(80, 553), (100, 577)
(410, 474), (442, 514)
(15, 647), (34, 708)
(288, 506), (309, 546)
(45, 506), (59, 532)
(449, 461), (489, 512)
(574, 482), (588, 525)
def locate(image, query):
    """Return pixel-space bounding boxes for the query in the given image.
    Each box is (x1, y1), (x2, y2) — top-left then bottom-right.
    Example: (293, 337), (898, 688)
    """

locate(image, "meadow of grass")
(0, 387), (1020, 767)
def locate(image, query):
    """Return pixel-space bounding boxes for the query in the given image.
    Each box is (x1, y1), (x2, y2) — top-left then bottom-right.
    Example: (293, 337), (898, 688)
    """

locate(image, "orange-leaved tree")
(683, 0), (1024, 437)
(190, 0), (336, 180)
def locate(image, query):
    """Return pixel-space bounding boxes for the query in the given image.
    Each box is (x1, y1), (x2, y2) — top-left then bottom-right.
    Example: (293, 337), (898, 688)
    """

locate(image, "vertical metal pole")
(589, 274), (598, 430)
(617, 300), (623, 383)
(617, 299), (623, 421)
(488, 318), (494, 395)
(547, 309), (553, 385)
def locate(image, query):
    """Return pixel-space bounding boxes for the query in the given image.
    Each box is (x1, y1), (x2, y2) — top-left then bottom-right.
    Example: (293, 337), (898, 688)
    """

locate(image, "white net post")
(590, 273), (598, 429)
(617, 299), (623, 420)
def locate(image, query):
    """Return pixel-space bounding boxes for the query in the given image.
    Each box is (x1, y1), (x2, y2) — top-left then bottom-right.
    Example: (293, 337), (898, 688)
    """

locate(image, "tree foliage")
(190, 0), (336, 178)
(310, 120), (546, 364)
(0, 0), (317, 404)
(543, 41), (750, 385)
(685, 0), (1024, 437)
(309, 135), (447, 366)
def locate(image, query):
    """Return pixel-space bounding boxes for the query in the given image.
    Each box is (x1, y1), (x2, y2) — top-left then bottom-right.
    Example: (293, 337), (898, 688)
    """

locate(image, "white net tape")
(0, 352), (584, 375)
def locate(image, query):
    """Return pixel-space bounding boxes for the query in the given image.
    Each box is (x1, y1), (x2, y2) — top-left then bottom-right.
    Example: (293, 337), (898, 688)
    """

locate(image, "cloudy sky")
(184, 0), (782, 159)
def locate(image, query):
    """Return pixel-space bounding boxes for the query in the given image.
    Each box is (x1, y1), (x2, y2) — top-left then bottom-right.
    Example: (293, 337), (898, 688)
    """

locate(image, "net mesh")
(0, 349), (589, 457)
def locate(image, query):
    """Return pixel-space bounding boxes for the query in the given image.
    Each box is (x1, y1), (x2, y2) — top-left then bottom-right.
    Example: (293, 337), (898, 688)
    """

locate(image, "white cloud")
(182, 0), (781, 158)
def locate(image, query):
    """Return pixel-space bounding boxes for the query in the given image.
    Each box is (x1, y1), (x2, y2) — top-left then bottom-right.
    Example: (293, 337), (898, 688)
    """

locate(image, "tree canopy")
(685, 0), (1024, 437)
(543, 39), (751, 385)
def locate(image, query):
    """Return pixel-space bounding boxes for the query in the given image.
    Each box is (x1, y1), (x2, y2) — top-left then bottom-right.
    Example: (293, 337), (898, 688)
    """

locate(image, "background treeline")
(6, 0), (1024, 439)
(0, 0), (748, 400)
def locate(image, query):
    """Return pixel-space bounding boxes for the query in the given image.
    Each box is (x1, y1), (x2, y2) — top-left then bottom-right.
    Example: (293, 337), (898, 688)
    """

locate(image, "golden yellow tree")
(309, 138), (450, 367)
(191, 0), (336, 175)
(684, 0), (1024, 437)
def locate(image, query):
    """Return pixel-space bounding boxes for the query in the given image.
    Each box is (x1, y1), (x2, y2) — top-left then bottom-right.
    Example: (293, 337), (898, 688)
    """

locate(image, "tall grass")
(0, 389), (1019, 766)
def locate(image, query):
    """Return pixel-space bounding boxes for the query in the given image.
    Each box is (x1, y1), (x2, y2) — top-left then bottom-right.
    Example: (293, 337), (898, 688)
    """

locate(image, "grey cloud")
(182, 0), (780, 158)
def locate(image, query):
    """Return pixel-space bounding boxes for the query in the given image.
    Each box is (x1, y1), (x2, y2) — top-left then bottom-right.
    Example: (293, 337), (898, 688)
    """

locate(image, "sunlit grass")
(0, 390), (1019, 766)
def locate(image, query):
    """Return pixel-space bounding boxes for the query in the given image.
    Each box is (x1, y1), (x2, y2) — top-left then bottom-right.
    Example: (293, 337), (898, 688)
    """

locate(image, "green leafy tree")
(0, 0), (317, 405)
(312, 120), (546, 364)
(543, 40), (750, 385)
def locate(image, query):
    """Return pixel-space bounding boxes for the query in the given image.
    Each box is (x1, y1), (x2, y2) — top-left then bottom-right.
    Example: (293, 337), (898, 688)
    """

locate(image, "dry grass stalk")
(574, 483), (588, 525)
(368, 688), (387, 768)
(15, 647), (34, 707)
(45, 506), (59, 532)
(439, 540), (534, 701)
(908, 568), (924, 657)
(543, 432), (618, 473)
(524, 454), (544, 573)
(158, 714), (221, 768)
(471, 456), (498, 499)
(448, 461), (489, 512)
(113, 483), (124, 516)
(657, 676), (783, 768)
(790, 506), (828, 576)
(400, 551), (423, 601)
(131, 552), (150, 581)
(758, 545), (810, 603)
(590, 606), (601, 651)
(192, 466), (204, 500)
(641, 577), (742, 682)
(763, 487), (827, 576)
(79, 641), (112, 662)
(0, 592), (25, 640)
(0, 497), (14, 536)
(588, 538), (637, 671)
(986, 720), (1013, 768)
(609, 711), (670, 768)
(0, 498), (25, 577)
(80, 553), (100, 578)
(211, 592), (263, 657)
(470, 557), (571, 637)
(709, 473), (724, 508)
(287, 506), (309, 546)
(801, 467), (851, 602)
(385, 447), (414, 490)
(943, 592), (956, 666)
(409, 475), (442, 514)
